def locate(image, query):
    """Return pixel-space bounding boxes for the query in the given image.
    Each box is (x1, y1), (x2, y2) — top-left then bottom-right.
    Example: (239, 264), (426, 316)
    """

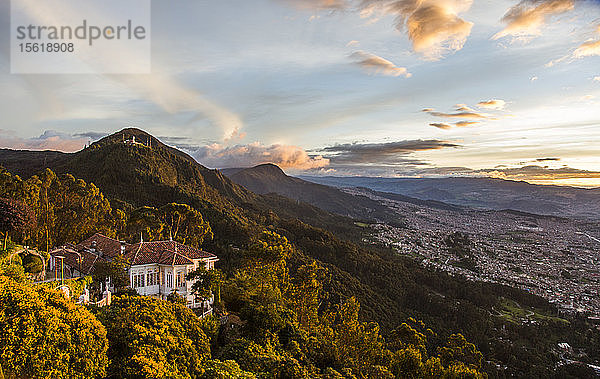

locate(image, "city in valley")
(348, 188), (600, 320)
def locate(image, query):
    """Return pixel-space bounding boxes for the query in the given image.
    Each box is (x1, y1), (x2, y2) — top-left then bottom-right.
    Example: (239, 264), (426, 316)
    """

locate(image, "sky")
(1, 0), (600, 186)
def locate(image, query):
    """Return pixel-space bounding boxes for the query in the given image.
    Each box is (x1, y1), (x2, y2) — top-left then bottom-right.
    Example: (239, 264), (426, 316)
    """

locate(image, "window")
(176, 271), (184, 287)
(132, 272), (146, 288)
(147, 269), (159, 286)
(166, 272), (173, 288)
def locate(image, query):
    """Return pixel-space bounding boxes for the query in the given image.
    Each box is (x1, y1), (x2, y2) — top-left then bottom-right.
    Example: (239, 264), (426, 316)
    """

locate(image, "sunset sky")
(1, 0), (600, 186)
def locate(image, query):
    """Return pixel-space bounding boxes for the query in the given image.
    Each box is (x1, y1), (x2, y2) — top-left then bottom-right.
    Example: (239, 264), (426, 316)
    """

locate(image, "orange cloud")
(425, 105), (491, 119)
(351, 51), (411, 77)
(481, 165), (600, 182)
(477, 99), (506, 110)
(454, 121), (480, 127)
(574, 40), (600, 58)
(430, 121), (480, 129)
(0, 130), (88, 152)
(493, 0), (574, 40)
(361, 0), (474, 60)
(430, 122), (452, 129)
(192, 142), (330, 170)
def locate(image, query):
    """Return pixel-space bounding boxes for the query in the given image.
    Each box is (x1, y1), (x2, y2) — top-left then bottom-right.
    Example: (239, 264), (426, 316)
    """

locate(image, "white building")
(49, 233), (218, 310)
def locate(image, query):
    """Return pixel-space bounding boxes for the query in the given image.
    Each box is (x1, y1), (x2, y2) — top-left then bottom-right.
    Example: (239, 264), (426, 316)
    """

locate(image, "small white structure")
(50, 233), (218, 310)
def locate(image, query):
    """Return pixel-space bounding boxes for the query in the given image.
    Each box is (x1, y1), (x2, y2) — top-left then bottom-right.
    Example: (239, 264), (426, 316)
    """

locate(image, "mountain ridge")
(224, 164), (401, 224)
(300, 175), (600, 220)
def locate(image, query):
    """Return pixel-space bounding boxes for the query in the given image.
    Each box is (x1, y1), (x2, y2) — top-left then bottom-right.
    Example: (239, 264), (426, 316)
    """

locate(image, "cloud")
(120, 74), (244, 142)
(477, 99), (506, 110)
(594, 76), (600, 81)
(573, 39), (600, 58)
(16, 0), (244, 143)
(424, 104), (492, 119)
(306, 161), (600, 183)
(73, 131), (109, 140)
(493, 0), (575, 40)
(0, 130), (89, 152)
(546, 25), (600, 65)
(428, 111), (487, 119)
(350, 51), (411, 77)
(535, 157), (560, 161)
(346, 40), (360, 46)
(280, 0), (348, 9)
(530, 76), (538, 81)
(190, 142), (330, 170)
(480, 165), (600, 181)
(281, 0), (473, 60)
(362, 0), (474, 60)
(188, 139), (459, 175)
(430, 123), (453, 129)
(454, 121), (480, 127)
(319, 139), (459, 164)
(430, 121), (480, 129)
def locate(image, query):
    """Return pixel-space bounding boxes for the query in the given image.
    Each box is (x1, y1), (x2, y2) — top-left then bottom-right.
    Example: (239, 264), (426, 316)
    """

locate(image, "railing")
(199, 307), (213, 318)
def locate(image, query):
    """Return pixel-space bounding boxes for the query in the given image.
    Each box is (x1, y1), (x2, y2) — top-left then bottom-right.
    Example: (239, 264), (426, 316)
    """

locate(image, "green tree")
(92, 254), (130, 291)
(95, 295), (210, 378)
(289, 261), (327, 330)
(0, 169), (116, 250)
(200, 360), (256, 378)
(0, 276), (108, 378)
(21, 253), (43, 274)
(126, 206), (165, 242)
(158, 203), (213, 247)
(312, 297), (386, 377)
(187, 265), (224, 304)
(438, 334), (484, 372)
(125, 203), (213, 246)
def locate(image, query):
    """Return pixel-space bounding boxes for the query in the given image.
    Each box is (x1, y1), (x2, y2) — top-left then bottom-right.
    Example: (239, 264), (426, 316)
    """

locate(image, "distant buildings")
(123, 133), (152, 148)
(49, 233), (218, 310)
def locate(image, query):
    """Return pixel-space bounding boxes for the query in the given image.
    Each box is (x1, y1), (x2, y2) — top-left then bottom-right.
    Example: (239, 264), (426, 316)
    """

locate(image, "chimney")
(91, 240), (97, 252)
(120, 241), (126, 255)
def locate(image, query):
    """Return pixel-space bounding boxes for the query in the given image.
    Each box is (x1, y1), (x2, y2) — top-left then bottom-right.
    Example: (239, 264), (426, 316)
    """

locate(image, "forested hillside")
(0, 128), (598, 377)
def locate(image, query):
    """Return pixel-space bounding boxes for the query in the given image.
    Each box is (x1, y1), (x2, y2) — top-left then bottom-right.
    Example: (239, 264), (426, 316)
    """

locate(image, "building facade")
(49, 233), (218, 310)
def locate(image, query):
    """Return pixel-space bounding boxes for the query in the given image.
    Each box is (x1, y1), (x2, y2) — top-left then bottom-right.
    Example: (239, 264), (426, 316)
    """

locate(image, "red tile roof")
(49, 245), (101, 275)
(75, 233), (124, 259)
(50, 233), (217, 272)
(125, 240), (217, 266)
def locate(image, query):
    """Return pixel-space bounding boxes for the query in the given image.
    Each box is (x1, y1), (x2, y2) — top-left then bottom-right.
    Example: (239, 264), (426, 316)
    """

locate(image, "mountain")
(1, 128), (597, 376)
(300, 175), (600, 220)
(224, 164), (400, 224)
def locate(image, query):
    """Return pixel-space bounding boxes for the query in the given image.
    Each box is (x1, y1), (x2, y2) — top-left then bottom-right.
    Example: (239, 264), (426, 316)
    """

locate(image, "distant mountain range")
(299, 176), (600, 220)
(223, 164), (465, 223)
(222, 164), (401, 224)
